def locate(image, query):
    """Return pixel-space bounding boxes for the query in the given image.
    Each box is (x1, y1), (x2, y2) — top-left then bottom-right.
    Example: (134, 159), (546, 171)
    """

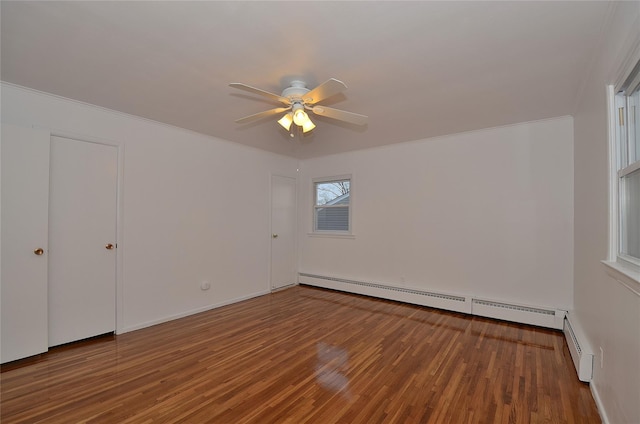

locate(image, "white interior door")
(270, 175), (297, 290)
(1, 124), (51, 363)
(48, 136), (118, 347)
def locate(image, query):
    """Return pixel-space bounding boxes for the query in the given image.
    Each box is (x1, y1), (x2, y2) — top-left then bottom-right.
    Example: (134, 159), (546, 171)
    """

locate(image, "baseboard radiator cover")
(299, 273), (471, 313)
(563, 314), (594, 382)
(471, 298), (565, 330)
(299, 273), (566, 330)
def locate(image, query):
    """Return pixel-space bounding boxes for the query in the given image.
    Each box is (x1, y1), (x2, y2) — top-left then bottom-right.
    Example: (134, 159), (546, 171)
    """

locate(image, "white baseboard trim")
(299, 272), (566, 330)
(118, 289), (270, 334)
(590, 382), (610, 424)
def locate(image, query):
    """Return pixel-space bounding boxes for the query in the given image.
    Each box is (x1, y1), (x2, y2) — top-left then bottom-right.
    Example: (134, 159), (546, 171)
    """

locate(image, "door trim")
(46, 128), (125, 335)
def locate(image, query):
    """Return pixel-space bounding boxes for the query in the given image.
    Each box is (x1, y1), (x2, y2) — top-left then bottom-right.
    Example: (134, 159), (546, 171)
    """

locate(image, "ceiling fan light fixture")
(302, 119), (316, 133)
(292, 104), (309, 126)
(277, 112), (293, 130)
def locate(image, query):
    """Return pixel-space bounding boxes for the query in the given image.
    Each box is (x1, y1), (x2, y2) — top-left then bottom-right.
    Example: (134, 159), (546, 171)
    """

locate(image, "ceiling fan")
(229, 78), (368, 134)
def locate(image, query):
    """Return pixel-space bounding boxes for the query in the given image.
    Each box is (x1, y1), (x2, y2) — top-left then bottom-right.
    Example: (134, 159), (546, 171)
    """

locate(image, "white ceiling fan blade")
(311, 105), (368, 126)
(302, 78), (348, 105)
(235, 107), (291, 124)
(229, 83), (292, 105)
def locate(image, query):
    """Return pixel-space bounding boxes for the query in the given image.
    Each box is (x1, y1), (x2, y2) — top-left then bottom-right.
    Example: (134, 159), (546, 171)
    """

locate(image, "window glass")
(620, 168), (640, 259)
(629, 86), (639, 164)
(313, 178), (350, 233)
(315, 181), (350, 205)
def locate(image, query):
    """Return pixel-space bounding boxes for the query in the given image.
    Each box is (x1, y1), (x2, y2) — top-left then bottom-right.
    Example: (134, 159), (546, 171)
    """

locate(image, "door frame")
(45, 128), (125, 335)
(269, 173), (298, 291)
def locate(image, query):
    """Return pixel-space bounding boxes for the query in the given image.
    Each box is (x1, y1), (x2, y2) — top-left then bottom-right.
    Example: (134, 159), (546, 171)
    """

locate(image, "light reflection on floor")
(315, 342), (352, 399)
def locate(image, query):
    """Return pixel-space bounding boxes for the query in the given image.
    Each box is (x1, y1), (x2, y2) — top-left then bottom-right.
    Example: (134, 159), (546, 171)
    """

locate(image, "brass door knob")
(105, 243), (115, 250)
(272, 234), (278, 238)
(33, 248), (44, 256)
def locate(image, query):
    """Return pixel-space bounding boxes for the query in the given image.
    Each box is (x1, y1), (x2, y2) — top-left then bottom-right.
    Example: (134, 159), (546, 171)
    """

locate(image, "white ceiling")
(1, 1), (610, 159)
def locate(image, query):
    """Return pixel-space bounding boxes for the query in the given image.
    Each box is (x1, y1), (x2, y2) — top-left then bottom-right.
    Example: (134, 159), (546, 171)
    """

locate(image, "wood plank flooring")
(1, 285), (600, 423)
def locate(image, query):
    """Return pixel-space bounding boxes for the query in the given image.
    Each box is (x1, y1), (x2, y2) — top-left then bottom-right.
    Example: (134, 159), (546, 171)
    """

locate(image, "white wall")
(299, 117), (574, 310)
(1, 83), (298, 333)
(573, 2), (640, 423)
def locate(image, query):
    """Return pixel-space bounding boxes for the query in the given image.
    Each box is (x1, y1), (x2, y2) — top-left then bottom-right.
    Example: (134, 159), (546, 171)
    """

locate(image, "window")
(313, 176), (351, 233)
(611, 59), (640, 269)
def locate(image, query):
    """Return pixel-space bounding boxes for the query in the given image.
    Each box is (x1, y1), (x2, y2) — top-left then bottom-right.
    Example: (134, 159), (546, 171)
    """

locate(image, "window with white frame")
(313, 176), (351, 233)
(612, 59), (640, 268)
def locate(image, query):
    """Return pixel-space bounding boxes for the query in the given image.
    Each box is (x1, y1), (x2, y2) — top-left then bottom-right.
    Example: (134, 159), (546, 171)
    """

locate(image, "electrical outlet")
(599, 347), (604, 369)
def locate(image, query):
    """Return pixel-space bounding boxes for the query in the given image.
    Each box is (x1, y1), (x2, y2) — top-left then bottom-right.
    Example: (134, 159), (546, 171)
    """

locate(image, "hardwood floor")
(1, 285), (600, 423)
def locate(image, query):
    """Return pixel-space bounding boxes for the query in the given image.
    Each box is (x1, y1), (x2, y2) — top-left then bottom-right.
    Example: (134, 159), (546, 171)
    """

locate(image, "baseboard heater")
(299, 273), (471, 314)
(563, 314), (593, 382)
(299, 273), (565, 330)
(471, 298), (564, 329)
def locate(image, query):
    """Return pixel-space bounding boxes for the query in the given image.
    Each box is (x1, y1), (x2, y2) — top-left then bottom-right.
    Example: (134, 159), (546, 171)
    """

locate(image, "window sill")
(307, 232), (355, 239)
(602, 260), (640, 296)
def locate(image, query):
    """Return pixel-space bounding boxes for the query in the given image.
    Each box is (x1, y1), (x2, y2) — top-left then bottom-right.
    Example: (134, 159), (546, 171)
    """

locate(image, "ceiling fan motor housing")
(281, 80), (310, 101)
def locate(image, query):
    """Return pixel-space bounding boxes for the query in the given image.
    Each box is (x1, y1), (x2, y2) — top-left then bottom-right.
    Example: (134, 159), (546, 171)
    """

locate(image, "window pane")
(315, 181), (350, 206)
(621, 168), (640, 259)
(616, 94), (627, 169)
(315, 206), (349, 231)
(629, 86), (639, 163)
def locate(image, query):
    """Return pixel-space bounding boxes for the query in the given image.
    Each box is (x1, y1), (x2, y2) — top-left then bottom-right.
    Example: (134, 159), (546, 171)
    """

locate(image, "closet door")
(270, 175), (297, 290)
(1, 124), (51, 363)
(48, 136), (118, 347)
